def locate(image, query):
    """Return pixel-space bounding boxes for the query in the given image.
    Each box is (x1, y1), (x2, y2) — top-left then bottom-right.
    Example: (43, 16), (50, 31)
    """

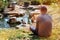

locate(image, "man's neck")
(41, 14), (46, 15)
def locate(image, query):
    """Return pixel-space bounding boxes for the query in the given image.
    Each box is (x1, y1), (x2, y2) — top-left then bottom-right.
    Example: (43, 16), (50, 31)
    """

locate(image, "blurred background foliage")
(0, 0), (8, 12)
(0, 0), (60, 12)
(17, 0), (60, 5)
(0, 0), (8, 8)
(31, 0), (59, 5)
(0, 0), (60, 8)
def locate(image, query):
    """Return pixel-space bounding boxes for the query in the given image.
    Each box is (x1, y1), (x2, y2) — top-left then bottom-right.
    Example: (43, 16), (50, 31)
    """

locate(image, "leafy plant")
(0, 0), (8, 12)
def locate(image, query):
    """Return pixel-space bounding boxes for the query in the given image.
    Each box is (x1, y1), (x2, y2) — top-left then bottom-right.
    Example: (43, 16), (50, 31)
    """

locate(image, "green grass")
(0, 27), (60, 40)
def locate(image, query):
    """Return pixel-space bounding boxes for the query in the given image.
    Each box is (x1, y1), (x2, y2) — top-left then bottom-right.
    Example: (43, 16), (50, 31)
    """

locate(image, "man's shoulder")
(46, 14), (51, 16)
(37, 15), (43, 20)
(46, 14), (52, 19)
(37, 15), (42, 18)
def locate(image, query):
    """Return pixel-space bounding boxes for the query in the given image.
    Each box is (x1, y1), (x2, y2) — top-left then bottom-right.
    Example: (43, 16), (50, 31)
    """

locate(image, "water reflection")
(4, 18), (10, 28)
(0, 16), (31, 28)
(0, 18), (9, 28)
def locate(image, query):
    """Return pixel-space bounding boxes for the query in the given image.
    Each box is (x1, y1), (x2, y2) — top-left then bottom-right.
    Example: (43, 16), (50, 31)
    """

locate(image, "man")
(30, 6), (52, 37)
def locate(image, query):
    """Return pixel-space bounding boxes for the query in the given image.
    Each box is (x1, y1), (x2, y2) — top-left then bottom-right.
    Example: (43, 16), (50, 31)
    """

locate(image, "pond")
(0, 15), (32, 28)
(0, 18), (10, 28)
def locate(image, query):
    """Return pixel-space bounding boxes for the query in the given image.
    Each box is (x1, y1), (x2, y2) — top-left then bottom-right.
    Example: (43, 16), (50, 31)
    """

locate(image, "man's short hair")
(40, 6), (47, 11)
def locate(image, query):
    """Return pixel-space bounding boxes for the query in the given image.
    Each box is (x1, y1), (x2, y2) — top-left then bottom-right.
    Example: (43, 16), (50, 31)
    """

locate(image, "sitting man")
(30, 6), (52, 37)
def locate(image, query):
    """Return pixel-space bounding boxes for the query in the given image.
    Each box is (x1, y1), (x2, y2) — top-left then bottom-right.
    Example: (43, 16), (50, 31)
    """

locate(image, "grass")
(0, 4), (60, 40)
(0, 27), (60, 40)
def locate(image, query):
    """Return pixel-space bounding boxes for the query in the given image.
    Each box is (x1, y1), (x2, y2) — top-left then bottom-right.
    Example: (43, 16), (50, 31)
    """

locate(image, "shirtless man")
(30, 6), (52, 37)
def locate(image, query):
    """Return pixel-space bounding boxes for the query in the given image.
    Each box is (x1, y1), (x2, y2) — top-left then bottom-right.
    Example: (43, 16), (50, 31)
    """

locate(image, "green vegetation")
(32, 0), (58, 5)
(0, 0), (8, 12)
(0, 5), (60, 40)
(0, 0), (60, 40)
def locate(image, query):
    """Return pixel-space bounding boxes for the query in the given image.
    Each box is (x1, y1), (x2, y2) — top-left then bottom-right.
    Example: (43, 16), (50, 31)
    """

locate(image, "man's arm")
(36, 17), (42, 32)
(36, 18), (39, 32)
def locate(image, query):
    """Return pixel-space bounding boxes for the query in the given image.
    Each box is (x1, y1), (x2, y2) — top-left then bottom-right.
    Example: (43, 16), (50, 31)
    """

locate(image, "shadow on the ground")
(29, 34), (49, 40)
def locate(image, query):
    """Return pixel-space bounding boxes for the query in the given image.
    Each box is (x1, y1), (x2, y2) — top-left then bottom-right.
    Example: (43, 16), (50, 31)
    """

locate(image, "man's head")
(40, 6), (47, 14)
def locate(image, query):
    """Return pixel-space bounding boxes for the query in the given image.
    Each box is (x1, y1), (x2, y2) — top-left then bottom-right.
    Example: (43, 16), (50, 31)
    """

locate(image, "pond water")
(0, 16), (32, 28)
(0, 18), (10, 28)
